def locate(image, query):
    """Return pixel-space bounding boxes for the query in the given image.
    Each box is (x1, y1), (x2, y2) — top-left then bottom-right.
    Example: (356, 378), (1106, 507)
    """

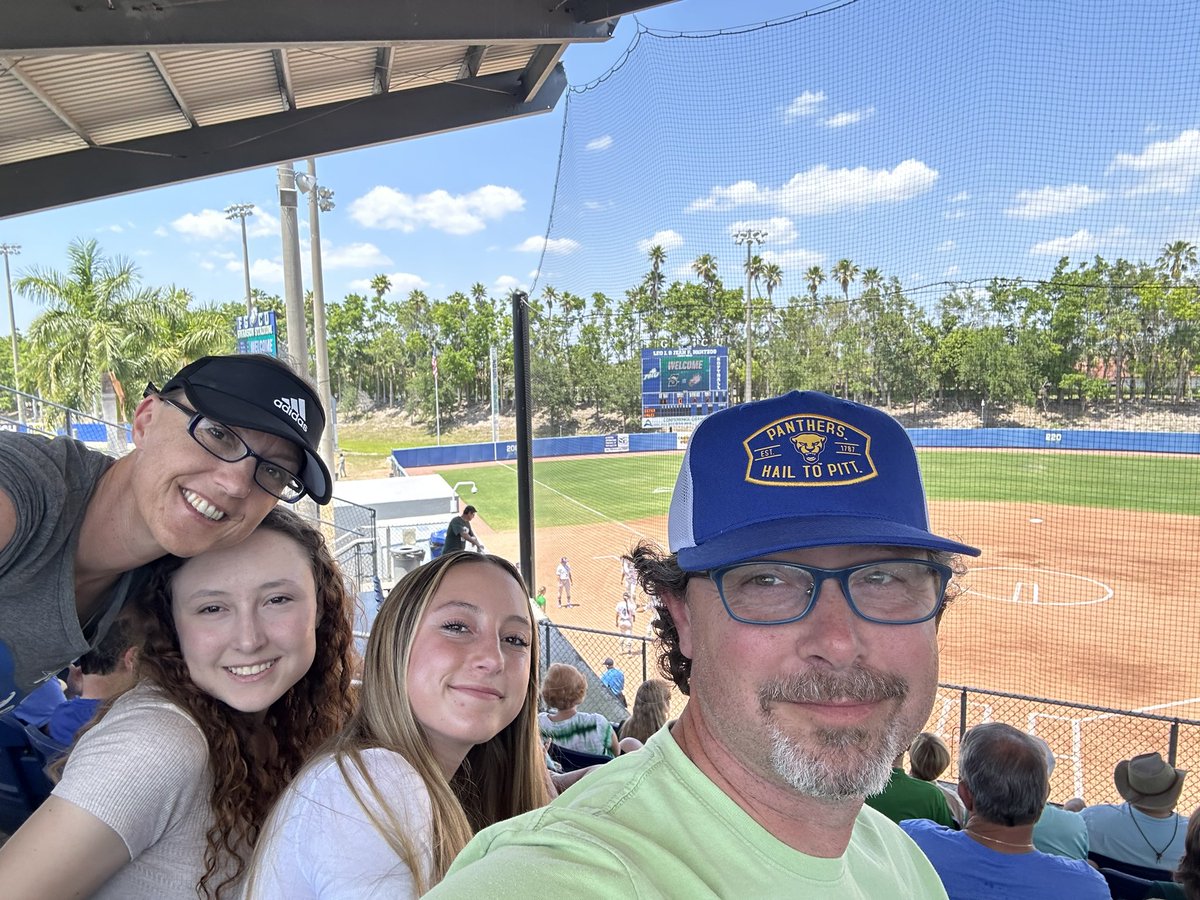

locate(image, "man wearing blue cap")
(428, 391), (979, 898)
(0, 354), (331, 717)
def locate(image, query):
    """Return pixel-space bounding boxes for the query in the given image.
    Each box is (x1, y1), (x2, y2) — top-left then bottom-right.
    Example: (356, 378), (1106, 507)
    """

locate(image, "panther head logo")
(791, 433), (827, 463)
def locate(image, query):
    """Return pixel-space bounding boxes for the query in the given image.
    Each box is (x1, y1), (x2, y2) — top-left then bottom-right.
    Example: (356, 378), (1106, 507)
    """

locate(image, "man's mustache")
(759, 666), (908, 710)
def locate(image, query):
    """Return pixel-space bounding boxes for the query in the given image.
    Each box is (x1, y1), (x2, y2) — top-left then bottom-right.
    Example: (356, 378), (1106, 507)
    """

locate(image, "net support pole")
(512, 291), (536, 589)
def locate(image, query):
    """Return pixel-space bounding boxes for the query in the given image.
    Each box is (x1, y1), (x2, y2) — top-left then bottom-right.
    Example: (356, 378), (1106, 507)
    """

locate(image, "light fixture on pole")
(1, 242), (23, 425)
(733, 228), (767, 403)
(294, 159), (337, 475)
(224, 203), (255, 314)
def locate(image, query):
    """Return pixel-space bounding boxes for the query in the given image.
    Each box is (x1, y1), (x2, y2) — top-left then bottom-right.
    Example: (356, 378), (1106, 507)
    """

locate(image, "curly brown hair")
(541, 662), (587, 711)
(626, 540), (965, 696)
(132, 506), (356, 899)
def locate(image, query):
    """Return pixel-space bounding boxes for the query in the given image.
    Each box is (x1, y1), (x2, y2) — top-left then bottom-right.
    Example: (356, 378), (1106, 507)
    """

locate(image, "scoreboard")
(234, 310), (279, 357)
(641, 346), (728, 427)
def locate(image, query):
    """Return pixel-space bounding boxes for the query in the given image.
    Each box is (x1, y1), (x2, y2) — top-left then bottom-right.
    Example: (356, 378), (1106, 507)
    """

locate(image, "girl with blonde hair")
(618, 678), (672, 746)
(246, 550), (550, 898)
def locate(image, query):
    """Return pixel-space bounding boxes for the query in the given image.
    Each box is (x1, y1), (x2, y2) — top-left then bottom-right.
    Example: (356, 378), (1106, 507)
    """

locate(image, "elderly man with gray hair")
(901, 722), (1108, 899)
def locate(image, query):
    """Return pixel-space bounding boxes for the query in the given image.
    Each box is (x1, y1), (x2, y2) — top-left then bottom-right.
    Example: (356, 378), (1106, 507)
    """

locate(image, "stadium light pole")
(295, 159), (337, 475)
(224, 203), (255, 314)
(733, 228), (767, 403)
(1, 243), (23, 424)
(277, 164), (308, 374)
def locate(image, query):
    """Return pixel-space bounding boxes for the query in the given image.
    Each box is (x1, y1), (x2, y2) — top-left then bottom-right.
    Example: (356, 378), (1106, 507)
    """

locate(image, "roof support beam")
(2, 58), (96, 146)
(272, 48), (297, 110)
(518, 44), (568, 102)
(457, 45), (487, 80)
(373, 46), (395, 94)
(148, 50), (198, 127)
(0, 66), (567, 219)
(1, 0), (663, 54)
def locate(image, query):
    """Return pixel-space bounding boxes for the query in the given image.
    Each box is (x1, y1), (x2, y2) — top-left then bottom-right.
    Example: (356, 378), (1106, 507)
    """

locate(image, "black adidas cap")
(161, 355), (332, 504)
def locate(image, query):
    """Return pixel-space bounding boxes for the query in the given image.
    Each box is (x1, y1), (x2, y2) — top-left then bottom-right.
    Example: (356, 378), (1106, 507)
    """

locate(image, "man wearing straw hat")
(1080, 752), (1189, 870)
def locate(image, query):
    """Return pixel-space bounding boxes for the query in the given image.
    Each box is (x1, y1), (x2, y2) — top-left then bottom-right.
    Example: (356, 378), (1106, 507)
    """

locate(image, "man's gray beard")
(759, 666), (912, 802)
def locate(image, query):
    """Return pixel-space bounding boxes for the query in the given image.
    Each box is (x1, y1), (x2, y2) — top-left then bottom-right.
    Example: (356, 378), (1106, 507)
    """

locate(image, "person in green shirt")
(866, 751), (957, 827)
(426, 391), (981, 899)
(534, 586), (547, 611)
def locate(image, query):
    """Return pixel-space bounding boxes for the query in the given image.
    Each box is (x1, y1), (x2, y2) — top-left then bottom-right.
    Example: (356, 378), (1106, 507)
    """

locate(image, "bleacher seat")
(1090, 851), (1173, 883)
(547, 742), (614, 773)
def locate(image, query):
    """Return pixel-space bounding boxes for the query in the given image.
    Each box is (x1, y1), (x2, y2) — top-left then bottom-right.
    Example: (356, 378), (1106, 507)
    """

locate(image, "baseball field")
(430, 447), (1200, 806)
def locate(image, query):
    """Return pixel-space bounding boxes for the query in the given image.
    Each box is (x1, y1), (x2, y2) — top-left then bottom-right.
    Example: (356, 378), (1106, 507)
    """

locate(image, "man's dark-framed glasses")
(708, 558), (952, 626)
(147, 386), (306, 503)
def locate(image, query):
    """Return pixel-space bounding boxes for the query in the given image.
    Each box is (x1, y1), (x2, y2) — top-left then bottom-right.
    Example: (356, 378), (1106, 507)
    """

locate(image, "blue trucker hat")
(668, 391), (980, 571)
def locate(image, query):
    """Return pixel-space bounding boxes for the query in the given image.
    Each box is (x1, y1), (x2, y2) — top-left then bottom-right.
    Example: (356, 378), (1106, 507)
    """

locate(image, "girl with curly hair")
(244, 550), (550, 898)
(0, 507), (355, 899)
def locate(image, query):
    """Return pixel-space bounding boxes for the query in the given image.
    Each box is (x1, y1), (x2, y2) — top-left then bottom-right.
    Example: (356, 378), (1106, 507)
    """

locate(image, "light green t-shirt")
(427, 726), (949, 899)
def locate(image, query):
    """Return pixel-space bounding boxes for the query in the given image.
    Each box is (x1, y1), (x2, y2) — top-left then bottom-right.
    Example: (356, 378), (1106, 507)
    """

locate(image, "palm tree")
(745, 254), (766, 302)
(645, 243), (667, 305)
(763, 263), (783, 306)
(369, 273), (392, 300)
(17, 238), (169, 419)
(1157, 240), (1197, 283)
(833, 258), (860, 300)
(861, 267), (883, 296)
(805, 265), (825, 301)
(691, 253), (719, 302)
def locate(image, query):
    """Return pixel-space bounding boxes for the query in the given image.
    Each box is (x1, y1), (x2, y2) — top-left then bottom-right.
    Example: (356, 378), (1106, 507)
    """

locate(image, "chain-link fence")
(549, 622), (1200, 806)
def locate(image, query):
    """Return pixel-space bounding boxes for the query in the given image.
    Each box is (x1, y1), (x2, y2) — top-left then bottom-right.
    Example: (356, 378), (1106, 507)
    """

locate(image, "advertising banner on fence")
(603, 433), (630, 453)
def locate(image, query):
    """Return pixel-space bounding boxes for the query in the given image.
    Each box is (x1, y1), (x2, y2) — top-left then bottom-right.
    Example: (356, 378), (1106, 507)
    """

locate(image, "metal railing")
(543, 622), (1200, 808)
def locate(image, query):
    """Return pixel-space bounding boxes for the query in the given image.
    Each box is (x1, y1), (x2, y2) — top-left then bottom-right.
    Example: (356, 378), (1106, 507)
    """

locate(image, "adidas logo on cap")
(274, 396), (308, 431)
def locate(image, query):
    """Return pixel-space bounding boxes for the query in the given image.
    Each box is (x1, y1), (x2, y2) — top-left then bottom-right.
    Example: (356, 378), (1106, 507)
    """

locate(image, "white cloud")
(198, 260), (215, 271)
(944, 208), (967, 220)
(583, 199), (614, 211)
(761, 247), (823, 272)
(728, 217), (797, 245)
(1110, 129), (1200, 196)
(323, 242), (392, 270)
(949, 191), (970, 204)
(943, 265), (960, 278)
(688, 160), (938, 215)
(172, 209), (238, 240)
(347, 271), (428, 293)
(1006, 183), (1107, 219)
(1029, 226), (1130, 257)
(784, 91), (826, 118)
(636, 229), (685, 254)
(249, 258), (284, 283)
(527, 268), (540, 279)
(154, 226), (168, 237)
(99, 223), (124, 234)
(170, 205), (276, 240)
(938, 240), (955, 252)
(823, 107), (875, 128)
(585, 135), (613, 151)
(515, 235), (581, 255)
(493, 274), (523, 293)
(349, 184), (524, 235)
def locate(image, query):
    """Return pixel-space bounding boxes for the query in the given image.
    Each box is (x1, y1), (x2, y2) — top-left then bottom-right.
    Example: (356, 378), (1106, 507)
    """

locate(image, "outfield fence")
(544, 621), (1200, 809)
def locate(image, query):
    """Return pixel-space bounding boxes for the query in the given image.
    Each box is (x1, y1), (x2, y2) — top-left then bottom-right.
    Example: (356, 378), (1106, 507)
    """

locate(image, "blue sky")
(3, 0), (1199, 332)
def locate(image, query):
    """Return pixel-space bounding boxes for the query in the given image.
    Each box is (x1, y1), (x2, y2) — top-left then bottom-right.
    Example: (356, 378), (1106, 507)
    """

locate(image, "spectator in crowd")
(0, 508), (355, 899)
(245, 550), (550, 898)
(1081, 752), (1189, 871)
(442, 505), (483, 555)
(902, 722), (1109, 899)
(599, 656), (625, 706)
(425, 391), (980, 897)
(1, 354), (332, 717)
(617, 678), (671, 746)
(1156, 807), (1200, 900)
(539, 663), (618, 759)
(534, 585), (547, 613)
(615, 591), (637, 655)
(1030, 735), (1089, 860)
(867, 747), (957, 827)
(556, 557), (574, 607)
(909, 731), (968, 826)
(45, 615), (138, 746)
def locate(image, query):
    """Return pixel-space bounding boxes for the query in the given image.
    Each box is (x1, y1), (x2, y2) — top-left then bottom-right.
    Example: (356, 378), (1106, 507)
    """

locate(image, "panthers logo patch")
(743, 414), (877, 486)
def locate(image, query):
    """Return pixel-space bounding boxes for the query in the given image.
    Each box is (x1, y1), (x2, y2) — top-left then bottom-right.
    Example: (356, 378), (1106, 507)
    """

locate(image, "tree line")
(3, 237), (1198, 431)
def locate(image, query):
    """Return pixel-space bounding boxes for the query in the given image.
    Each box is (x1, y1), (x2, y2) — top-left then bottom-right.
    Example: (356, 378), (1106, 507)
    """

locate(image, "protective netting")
(525, 0), (1200, 797)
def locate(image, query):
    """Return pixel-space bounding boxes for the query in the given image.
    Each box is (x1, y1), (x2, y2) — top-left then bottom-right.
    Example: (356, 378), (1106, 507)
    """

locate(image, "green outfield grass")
(436, 449), (1200, 531)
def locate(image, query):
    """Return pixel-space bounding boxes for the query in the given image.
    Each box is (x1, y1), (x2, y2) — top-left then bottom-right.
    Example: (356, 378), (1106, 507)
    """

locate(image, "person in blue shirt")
(902, 722), (1108, 899)
(46, 616), (137, 746)
(599, 657), (625, 707)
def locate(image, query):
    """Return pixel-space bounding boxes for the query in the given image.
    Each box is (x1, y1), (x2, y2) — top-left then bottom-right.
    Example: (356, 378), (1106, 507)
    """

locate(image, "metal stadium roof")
(0, 0), (672, 219)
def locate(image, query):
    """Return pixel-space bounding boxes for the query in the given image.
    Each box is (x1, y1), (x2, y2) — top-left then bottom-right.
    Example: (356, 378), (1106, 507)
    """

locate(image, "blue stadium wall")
(392, 428), (1200, 470)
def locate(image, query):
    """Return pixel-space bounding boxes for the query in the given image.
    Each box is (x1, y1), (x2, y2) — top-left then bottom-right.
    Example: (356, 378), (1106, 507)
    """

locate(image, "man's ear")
(662, 587), (694, 660)
(131, 394), (159, 444)
(957, 780), (974, 811)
